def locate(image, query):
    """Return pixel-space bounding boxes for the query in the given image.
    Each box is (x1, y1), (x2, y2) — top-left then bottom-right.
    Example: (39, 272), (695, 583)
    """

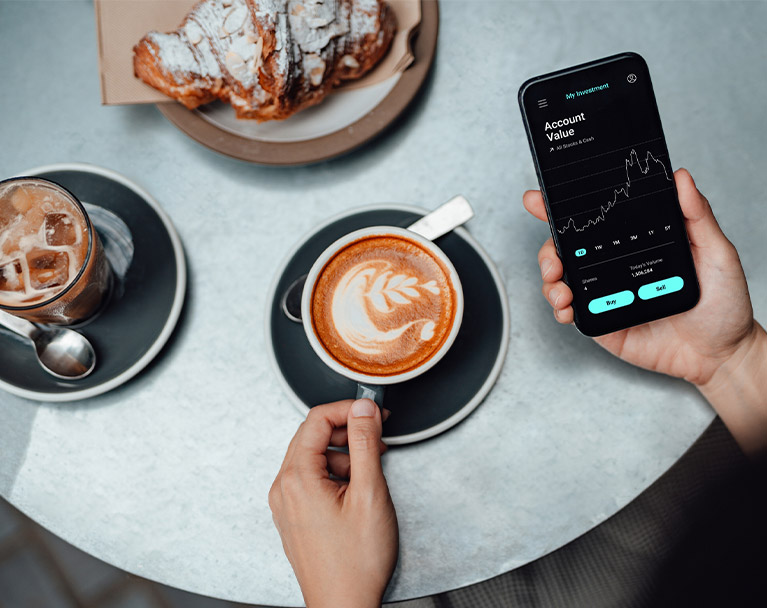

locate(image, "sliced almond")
(305, 53), (326, 87)
(223, 6), (248, 35)
(341, 54), (360, 69)
(185, 22), (204, 45)
(249, 54), (262, 74)
(226, 50), (244, 65)
(309, 67), (325, 86)
(309, 67), (324, 86)
(291, 4), (305, 16)
(249, 38), (264, 73)
(306, 17), (331, 28)
(226, 50), (247, 80)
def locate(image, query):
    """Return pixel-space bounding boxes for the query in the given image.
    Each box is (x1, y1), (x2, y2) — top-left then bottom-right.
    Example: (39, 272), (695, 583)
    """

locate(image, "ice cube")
(44, 213), (78, 246)
(26, 249), (69, 290)
(0, 196), (18, 230)
(9, 187), (34, 213)
(0, 260), (24, 292)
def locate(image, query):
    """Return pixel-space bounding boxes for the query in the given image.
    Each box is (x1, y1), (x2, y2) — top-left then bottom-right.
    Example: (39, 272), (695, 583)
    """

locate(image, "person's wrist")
(302, 571), (386, 608)
(698, 319), (763, 393)
(305, 587), (383, 608)
(696, 320), (767, 455)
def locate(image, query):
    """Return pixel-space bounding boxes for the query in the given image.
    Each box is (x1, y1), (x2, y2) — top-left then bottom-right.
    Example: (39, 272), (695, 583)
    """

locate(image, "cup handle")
(356, 383), (385, 408)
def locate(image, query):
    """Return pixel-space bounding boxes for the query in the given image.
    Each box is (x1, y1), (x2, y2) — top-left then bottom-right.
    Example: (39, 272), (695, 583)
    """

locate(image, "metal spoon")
(0, 309), (96, 380)
(282, 195), (474, 322)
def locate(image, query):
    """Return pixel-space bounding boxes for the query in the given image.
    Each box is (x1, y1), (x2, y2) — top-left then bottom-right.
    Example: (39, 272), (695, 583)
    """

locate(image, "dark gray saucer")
(0, 164), (186, 402)
(265, 205), (510, 445)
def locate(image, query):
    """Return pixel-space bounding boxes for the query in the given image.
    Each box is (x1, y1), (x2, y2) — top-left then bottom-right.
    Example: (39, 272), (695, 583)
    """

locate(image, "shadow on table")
(0, 495), (435, 608)
(431, 418), (767, 608)
(0, 401), (37, 497)
(3, 419), (763, 607)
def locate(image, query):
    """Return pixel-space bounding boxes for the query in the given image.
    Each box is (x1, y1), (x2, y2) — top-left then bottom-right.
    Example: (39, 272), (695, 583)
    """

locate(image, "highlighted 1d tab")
(575, 248), (586, 257)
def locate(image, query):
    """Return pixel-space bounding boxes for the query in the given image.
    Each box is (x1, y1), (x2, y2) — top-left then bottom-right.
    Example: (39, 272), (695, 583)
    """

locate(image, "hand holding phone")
(524, 167), (757, 387)
(519, 54), (767, 455)
(519, 53), (699, 336)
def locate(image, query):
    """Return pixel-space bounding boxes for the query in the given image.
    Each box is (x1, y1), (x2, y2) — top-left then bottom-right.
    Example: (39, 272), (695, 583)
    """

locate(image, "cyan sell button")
(638, 276), (684, 300)
(588, 290), (635, 314)
(575, 248), (587, 257)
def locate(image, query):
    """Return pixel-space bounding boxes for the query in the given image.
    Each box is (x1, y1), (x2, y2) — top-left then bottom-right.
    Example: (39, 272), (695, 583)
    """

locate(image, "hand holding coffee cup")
(301, 197), (472, 405)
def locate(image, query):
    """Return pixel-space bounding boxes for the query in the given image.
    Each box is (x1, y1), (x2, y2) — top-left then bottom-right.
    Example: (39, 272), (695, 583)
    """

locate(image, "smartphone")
(518, 52), (699, 337)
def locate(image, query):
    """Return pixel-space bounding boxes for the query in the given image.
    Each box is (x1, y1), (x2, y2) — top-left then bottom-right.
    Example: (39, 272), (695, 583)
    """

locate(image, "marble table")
(1, 1), (765, 604)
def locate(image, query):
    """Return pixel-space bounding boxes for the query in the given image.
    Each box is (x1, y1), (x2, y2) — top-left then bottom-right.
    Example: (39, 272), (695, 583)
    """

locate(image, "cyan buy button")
(588, 290), (635, 314)
(638, 276), (684, 300)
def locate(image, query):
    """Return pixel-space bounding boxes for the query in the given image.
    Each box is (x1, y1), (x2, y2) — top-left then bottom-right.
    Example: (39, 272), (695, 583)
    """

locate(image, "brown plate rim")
(156, 0), (439, 166)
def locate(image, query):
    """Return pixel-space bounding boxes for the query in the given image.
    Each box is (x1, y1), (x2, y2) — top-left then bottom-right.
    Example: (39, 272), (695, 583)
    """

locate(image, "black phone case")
(518, 52), (699, 336)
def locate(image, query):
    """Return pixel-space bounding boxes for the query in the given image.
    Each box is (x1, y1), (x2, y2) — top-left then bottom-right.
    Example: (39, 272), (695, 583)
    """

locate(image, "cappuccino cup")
(302, 226), (464, 402)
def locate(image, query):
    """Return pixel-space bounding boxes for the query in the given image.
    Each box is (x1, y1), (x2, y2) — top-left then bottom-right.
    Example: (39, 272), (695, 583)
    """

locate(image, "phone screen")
(519, 53), (699, 336)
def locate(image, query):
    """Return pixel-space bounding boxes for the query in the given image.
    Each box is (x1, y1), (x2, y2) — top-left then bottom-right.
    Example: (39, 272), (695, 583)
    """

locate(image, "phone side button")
(588, 290), (635, 314)
(638, 276), (684, 300)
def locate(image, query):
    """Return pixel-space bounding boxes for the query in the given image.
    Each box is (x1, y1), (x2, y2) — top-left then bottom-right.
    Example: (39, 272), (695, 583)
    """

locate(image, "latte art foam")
(311, 235), (458, 376)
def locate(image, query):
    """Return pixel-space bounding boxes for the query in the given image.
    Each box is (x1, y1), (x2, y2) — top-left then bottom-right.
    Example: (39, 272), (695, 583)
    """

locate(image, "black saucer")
(266, 206), (510, 444)
(0, 164), (186, 401)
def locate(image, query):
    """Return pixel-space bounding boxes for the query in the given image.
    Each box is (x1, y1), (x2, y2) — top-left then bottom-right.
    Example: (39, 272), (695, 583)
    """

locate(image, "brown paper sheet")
(96, 0), (421, 105)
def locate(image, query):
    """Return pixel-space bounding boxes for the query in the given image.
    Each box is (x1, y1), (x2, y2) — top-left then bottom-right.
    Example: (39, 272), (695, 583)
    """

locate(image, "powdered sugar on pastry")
(287, 0), (350, 54)
(134, 0), (396, 121)
(349, 0), (379, 37)
(141, 0), (263, 96)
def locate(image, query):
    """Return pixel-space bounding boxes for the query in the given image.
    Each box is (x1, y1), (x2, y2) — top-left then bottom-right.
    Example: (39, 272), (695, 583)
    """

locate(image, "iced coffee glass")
(0, 177), (111, 325)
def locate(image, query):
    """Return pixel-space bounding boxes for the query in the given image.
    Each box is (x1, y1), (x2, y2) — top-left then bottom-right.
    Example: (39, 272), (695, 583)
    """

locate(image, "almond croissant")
(133, 0), (396, 121)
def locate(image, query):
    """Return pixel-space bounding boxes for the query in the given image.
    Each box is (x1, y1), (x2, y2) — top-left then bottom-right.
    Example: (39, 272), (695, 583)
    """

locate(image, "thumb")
(346, 399), (386, 494)
(675, 168), (729, 250)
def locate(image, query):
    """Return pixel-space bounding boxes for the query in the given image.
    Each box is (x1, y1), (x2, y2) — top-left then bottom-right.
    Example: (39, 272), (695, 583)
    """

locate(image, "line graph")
(555, 149), (674, 234)
(543, 137), (664, 172)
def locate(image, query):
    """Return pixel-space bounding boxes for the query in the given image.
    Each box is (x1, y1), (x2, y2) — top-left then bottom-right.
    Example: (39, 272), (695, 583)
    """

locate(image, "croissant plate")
(133, 0), (397, 121)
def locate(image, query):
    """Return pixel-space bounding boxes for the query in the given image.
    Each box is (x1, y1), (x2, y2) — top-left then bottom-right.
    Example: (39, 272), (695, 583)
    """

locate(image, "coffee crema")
(311, 234), (458, 376)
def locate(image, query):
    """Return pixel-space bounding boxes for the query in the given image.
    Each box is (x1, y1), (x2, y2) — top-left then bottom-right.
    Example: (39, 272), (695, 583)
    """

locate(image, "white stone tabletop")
(1, 1), (765, 604)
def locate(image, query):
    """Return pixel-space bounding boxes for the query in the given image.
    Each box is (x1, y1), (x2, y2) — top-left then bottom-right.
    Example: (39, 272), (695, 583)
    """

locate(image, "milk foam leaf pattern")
(331, 262), (442, 357)
(369, 271), (436, 312)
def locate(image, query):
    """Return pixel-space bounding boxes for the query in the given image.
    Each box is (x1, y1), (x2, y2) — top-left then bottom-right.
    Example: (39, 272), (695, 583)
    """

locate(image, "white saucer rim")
(0, 162), (187, 402)
(264, 203), (510, 445)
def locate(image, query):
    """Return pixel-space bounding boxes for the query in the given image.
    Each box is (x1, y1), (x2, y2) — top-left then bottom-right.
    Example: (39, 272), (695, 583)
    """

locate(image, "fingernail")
(352, 399), (376, 418)
(540, 259), (552, 280)
(382, 408), (391, 422)
(550, 288), (561, 307)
